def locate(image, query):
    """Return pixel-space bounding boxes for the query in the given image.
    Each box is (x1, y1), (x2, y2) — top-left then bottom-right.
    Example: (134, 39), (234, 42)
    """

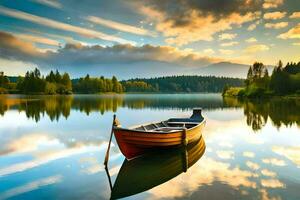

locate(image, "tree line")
(0, 68), (244, 94)
(223, 61), (300, 97)
(128, 76), (244, 93)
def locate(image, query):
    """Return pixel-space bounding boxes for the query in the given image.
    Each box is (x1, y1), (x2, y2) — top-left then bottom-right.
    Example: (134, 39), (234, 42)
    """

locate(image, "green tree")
(0, 72), (10, 88)
(46, 70), (56, 83)
(61, 73), (72, 94)
(270, 61), (289, 94)
(45, 82), (57, 94)
(18, 68), (46, 94)
(55, 70), (62, 83)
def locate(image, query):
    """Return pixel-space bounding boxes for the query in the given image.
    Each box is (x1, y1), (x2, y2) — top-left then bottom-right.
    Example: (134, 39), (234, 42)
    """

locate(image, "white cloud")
(30, 0), (62, 9)
(262, 158), (286, 166)
(219, 141), (233, 148)
(261, 169), (276, 177)
(0, 175), (62, 200)
(86, 16), (155, 36)
(219, 49), (234, 55)
(203, 48), (215, 54)
(0, 145), (98, 177)
(220, 41), (239, 47)
(216, 150), (234, 159)
(264, 12), (286, 20)
(147, 157), (257, 199)
(141, 5), (260, 46)
(290, 12), (300, 19)
(261, 179), (285, 188)
(246, 37), (257, 43)
(0, 32), (225, 71)
(243, 151), (255, 158)
(219, 33), (237, 40)
(265, 22), (288, 29)
(272, 146), (300, 167)
(246, 161), (260, 170)
(247, 20), (261, 31)
(263, 0), (284, 9)
(16, 33), (60, 47)
(278, 23), (300, 39)
(244, 44), (269, 53)
(0, 6), (134, 44)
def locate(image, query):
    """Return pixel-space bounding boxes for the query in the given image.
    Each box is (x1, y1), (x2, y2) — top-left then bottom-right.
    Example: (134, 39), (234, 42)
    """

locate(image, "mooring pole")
(104, 114), (116, 166)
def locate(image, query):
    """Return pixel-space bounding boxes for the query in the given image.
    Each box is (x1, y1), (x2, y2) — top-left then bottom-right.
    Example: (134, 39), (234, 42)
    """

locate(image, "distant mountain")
(7, 62), (274, 80)
(197, 62), (274, 78)
(197, 62), (249, 78)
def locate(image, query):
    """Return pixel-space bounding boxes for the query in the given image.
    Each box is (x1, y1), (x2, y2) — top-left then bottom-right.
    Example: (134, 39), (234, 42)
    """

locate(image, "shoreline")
(223, 87), (300, 99)
(0, 92), (222, 96)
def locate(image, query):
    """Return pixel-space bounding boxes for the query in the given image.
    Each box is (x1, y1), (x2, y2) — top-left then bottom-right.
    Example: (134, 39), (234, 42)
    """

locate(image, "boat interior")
(133, 118), (202, 133)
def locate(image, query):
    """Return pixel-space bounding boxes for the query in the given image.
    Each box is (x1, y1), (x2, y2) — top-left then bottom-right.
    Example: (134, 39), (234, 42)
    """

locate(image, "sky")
(0, 0), (300, 78)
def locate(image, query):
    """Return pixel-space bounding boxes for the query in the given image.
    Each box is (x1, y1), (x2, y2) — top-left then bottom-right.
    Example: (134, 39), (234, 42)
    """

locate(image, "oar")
(104, 165), (113, 191)
(104, 114), (117, 166)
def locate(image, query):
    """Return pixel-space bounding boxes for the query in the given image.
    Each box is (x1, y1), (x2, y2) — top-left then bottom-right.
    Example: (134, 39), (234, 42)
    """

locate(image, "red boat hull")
(113, 121), (205, 159)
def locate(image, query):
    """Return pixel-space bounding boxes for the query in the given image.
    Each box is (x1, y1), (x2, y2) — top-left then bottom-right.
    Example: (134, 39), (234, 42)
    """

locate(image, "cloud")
(0, 31), (225, 75)
(203, 48), (215, 54)
(138, 1), (260, 46)
(246, 37), (257, 43)
(216, 150), (234, 159)
(290, 12), (300, 19)
(140, 0), (262, 20)
(0, 58), (36, 76)
(278, 23), (300, 39)
(243, 151), (255, 158)
(0, 134), (59, 155)
(219, 33), (237, 40)
(272, 146), (300, 167)
(261, 169), (276, 177)
(262, 158), (286, 166)
(263, 0), (284, 9)
(265, 22), (288, 29)
(0, 145), (98, 177)
(0, 6), (134, 44)
(0, 175), (62, 200)
(259, 189), (282, 200)
(246, 161), (260, 170)
(86, 16), (155, 36)
(244, 44), (269, 53)
(148, 157), (257, 199)
(247, 20), (261, 31)
(218, 141), (233, 148)
(219, 49), (234, 55)
(16, 33), (60, 47)
(263, 12), (286, 20)
(221, 41), (239, 47)
(0, 31), (43, 61)
(30, 0), (62, 9)
(22, 28), (92, 46)
(261, 179), (285, 188)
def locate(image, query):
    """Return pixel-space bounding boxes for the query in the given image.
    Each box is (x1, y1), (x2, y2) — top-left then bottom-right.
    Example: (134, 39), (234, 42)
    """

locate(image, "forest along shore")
(0, 68), (243, 95)
(223, 61), (300, 98)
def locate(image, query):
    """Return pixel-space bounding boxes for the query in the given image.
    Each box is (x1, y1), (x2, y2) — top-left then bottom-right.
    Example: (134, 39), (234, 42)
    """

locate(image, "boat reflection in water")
(106, 137), (206, 200)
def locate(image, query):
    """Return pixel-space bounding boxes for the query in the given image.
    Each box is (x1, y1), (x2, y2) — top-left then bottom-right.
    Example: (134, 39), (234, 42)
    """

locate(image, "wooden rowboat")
(113, 108), (205, 159)
(108, 137), (206, 199)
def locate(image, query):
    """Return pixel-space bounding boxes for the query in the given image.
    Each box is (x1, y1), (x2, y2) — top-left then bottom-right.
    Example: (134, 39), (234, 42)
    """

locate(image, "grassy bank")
(223, 86), (300, 99)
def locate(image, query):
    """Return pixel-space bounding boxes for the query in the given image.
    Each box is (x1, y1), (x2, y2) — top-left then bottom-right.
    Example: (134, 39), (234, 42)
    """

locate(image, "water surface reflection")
(109, 137), (206, 199)
(0, 94), (299, 200)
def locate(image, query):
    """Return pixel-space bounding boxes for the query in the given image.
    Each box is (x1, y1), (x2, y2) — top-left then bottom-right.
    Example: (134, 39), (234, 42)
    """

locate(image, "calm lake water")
(0, 94), (299, 200)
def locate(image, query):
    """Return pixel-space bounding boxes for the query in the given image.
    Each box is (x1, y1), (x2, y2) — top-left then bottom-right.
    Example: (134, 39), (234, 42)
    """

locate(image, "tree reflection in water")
(0, 95), (299, 131)
(223, 97), (300, 131)
(0, 94), (226, 122)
